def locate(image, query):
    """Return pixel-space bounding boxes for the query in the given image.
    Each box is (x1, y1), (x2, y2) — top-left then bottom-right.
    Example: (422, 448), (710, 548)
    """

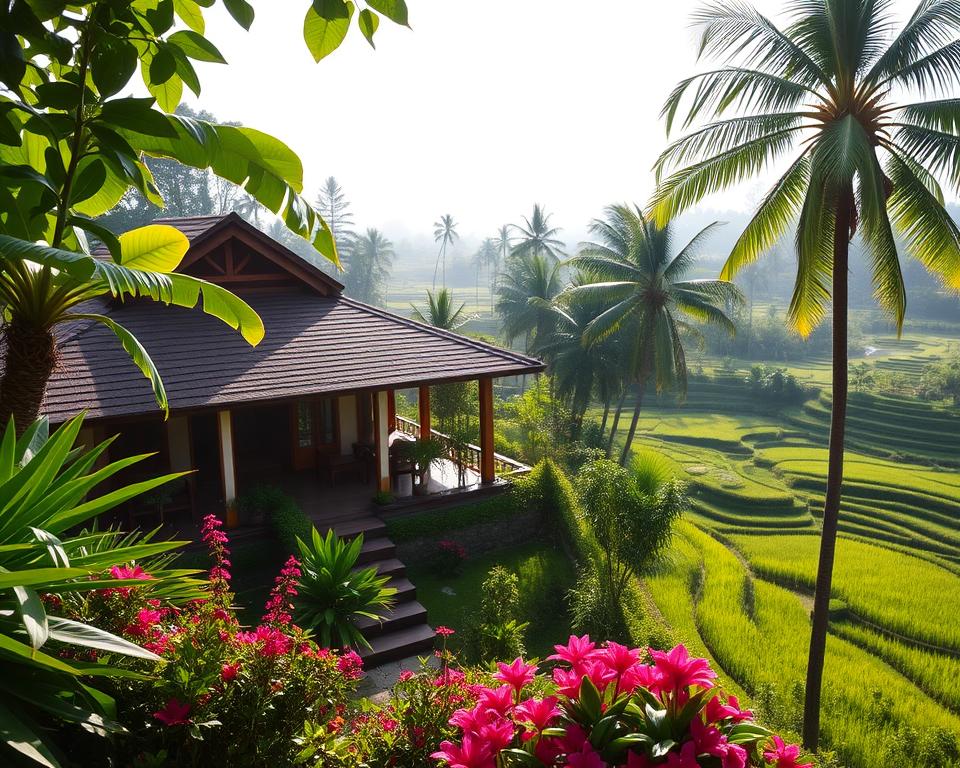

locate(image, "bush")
(54, 515), (361, 767)
(463, 565), (529, 662)
(745, 364), (814, 406)
(432, 638), (810, 768)
(237, 485), (312, 553)
(430, 539), (467, 575)
(567, 563), (628, 641)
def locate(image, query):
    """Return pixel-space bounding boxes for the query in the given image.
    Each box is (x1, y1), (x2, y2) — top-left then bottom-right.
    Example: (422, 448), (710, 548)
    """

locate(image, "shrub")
(294, 528), (397, 649)
(431, 539), (468, 575)
(238, 484), (311, 553)
(55, 515), (360, 767)
(462, 566), (529, 663)
(567, 563), (628, 642)
(432, 638), (810, 768)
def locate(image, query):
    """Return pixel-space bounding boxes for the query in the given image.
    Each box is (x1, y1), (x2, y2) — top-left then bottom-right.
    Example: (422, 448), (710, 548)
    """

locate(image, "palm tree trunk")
(599, 399), (610, 437)
(0, 322), (57, 435)
(619, 379), (647, 466)
(605, 387), (628, 458)
(802, 191), (851, 752)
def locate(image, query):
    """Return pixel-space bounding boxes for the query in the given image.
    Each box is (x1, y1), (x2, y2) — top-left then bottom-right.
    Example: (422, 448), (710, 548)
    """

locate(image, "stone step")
(359, 557), (406, 579)
(355, 600), (428, 638)
(356, 537), (397, 566)
(386, 576), (417, 602)
(329, 516), (386, 540)
(359, 623), (436, 667)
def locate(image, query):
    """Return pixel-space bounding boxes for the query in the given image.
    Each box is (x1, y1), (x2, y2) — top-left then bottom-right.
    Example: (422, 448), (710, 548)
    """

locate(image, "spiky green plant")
(294, 528), (397, 649)
(651, 0), (960, 748)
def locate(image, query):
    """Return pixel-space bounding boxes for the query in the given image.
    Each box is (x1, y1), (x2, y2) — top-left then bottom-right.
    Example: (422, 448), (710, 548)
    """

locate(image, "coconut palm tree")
(471, 238), (499, 310)
(511, 204), (565, 261)
(432, 214), (459, 289)
(316, 176), (356, 253)
(650, 0), (960, 749)
(410, 288), (470, 331)
(494, 224), (511, 294)
(535, 276), (622, 435)
(570, 204), (741, 466)
(344, 228), (394, 306)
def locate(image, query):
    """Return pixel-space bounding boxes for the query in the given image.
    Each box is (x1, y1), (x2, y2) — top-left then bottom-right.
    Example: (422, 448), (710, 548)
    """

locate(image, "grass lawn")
(407, 540), (576, 660)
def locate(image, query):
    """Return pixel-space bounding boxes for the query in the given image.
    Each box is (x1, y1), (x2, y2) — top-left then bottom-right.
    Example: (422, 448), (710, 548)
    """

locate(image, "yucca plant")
(294, 528), (397, 650)
(0, 413), (205, 767)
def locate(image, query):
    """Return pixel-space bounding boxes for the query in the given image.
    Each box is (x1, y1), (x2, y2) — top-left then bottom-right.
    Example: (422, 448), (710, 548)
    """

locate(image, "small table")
(319, 453), (367, 486)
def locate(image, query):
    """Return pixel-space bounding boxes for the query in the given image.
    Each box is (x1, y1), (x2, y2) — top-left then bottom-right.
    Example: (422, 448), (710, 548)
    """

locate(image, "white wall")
(338, 395), (357, 455)
(167, 416), (192, 472)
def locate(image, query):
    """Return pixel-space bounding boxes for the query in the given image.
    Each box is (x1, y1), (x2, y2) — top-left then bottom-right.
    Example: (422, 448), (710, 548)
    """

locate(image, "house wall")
(338, 395), (357, 455)
(167, 416), (192, 473)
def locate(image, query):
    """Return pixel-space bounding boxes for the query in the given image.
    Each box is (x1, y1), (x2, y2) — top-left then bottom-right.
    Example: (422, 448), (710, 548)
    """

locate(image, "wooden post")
(373, 391), (391, 493)
(216, 410), (239, 527)
(387, 389), (396, 432)
(479, 377), (495, 485)
(418, 384), (431, 440)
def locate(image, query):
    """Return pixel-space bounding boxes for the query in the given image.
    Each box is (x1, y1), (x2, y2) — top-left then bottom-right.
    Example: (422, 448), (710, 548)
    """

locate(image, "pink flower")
(552, 666), (583, 698)
(691, 717), (727, 758)
(514, 696), (561, 731)
(620, 663), (662, 694)
(583, 659), (618, 694)
(725, 744), (748, 768)
(602, 641), (641, 674)
(764, 736), (812, 768)
(649, 644), (717, 692)
(337, 649), (364, 680)
(398, 670), (415, 683)
(548, 634), (597, 673)
(110, 564), (152, 581)
(153, 698), (191, 726)
(477, 717), (515, 752)
(626, 751), (653, 768)
(435, 625), (456, 636)
(477, 684), (514, 716)
(431, 734), (495, 768)
(566, 739), (605, 768)
(665, 741), (700, 768)
(492, 657), (538, 693)
(706, 694), (753, 724)
(220, 663), (239, 682)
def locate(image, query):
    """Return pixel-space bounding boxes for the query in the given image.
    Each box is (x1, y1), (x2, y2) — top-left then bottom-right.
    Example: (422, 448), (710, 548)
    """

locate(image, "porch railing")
(394, 415), (530, 477)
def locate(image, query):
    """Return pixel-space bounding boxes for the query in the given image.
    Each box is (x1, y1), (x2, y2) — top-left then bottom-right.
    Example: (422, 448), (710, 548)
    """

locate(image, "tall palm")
(494, 224), (511, 295)
(472, 238), (499, 310)
(432, 214), (459, 289)
(316, 176), (356, 254)
(411, 288), (470, 331)
(570, 204), (741, 466)
(511, 204), (566, 261)
(650, 0), (960, 749)
(535, 276), (622, 435)
(344, 228), (394, 306)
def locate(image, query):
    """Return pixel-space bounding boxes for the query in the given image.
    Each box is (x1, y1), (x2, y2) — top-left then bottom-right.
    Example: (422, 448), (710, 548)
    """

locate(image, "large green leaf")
(366, 0), (408, 26)
(47, 617), (161, 661)
(304, 0), (355, 63)
(117, 223), (190, 271)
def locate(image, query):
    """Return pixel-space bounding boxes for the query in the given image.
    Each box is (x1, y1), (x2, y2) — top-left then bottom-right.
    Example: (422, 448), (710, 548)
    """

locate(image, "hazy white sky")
(184, 0), (914, 244)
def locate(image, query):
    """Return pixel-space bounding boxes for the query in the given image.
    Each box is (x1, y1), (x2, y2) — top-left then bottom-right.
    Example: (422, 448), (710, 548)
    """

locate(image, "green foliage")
(343, 227), (394, 305)
(567, 563), (627, 641)
(919, 354), (960, 405)
(744, 364), (812, 405)
(239, 484), (311, 554)
(411, 288), (469, 330)
(294, 528), (396, 649)
(0, 414), (202, 767)
(468, 565), (528, 662)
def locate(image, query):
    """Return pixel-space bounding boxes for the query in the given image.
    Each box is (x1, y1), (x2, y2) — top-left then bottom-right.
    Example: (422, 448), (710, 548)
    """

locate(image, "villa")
(41, 212), (543, 663)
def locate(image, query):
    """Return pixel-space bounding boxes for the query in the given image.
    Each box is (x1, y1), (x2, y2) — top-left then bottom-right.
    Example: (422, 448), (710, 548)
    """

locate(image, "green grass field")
(592, 326), (960, 765)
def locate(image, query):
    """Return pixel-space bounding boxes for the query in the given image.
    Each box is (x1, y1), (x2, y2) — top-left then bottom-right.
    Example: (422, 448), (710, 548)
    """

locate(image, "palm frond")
(662, 67), (817, 133)
(789, 180), (835, 338)
(885, 39), (960, 94)
(866, 0), (960, 83)
(886, 151), (960, 290)
(723, 152), (810, 279)
(649, 130), (799, 227)
(892, 123), (960, 187)
(664, 222), (725, 281)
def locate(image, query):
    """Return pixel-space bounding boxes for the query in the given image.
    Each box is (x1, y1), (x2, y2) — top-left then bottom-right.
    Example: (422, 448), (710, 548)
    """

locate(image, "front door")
(291, 398), (339, 470)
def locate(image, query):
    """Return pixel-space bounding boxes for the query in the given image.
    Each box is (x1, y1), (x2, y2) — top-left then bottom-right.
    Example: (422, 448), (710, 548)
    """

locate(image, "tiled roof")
(91, 215), (227, 257)
(43, 291), (543, 423)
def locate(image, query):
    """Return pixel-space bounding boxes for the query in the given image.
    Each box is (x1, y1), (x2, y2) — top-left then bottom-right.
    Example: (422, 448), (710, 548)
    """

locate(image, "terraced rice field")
(605, 345), (960, 765)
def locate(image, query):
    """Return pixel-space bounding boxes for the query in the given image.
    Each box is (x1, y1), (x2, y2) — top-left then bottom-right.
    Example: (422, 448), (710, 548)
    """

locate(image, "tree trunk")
(599, 399), (610, 437)
(619, 379), (647, 467)
(802, 191), (851, 752)
(0, 322), (57, 436)
(605, 387), (628, 458)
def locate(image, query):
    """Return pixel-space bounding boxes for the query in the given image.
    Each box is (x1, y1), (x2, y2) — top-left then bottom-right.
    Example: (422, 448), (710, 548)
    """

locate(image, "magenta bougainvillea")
(432, 636), (811, 768)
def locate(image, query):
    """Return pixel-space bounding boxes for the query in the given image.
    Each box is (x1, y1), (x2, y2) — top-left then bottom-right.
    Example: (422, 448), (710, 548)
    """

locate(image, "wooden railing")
(394, 416), (530, 477)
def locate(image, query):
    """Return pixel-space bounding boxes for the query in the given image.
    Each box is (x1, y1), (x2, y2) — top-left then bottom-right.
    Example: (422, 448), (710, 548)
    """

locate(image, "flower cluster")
(201, 513), (232, 598)
(262, 554), (301, 626)
(433, 637), (812, 768)
(433, 539), (468, 575)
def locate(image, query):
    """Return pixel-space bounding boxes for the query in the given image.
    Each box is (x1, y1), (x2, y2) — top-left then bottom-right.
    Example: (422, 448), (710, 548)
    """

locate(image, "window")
(318, 399), (335, 445)
(297, 401), (313, 448)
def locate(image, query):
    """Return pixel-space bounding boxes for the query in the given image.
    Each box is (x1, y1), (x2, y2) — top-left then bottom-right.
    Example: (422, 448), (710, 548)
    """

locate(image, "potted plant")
(396, 438), (446, 496)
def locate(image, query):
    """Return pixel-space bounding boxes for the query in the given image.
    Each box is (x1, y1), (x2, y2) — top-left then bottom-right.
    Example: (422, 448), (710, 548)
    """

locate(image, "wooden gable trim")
(179, 214), (344, 296)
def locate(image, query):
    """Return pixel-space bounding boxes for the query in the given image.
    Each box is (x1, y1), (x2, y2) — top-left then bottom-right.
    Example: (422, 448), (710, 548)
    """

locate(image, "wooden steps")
(316, 513), (435, 668)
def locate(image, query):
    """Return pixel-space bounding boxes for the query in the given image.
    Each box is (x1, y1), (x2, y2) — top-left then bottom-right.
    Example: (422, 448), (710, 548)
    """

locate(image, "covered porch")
(89, 378), (527, 535)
